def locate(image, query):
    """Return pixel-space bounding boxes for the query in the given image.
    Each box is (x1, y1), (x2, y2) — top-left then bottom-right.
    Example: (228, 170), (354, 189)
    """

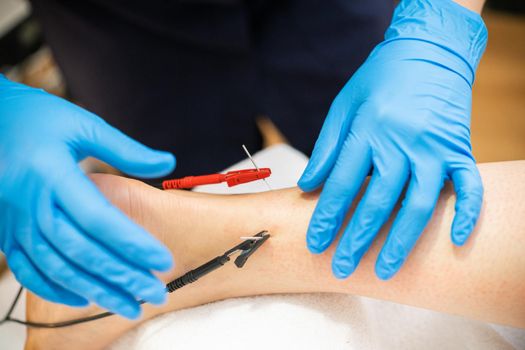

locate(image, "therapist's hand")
(298, 0), (488, 280)
(0, 76), (175, 319)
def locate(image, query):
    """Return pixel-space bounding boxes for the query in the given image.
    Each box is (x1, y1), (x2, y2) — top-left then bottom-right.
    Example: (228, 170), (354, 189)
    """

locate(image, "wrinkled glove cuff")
(385, 0), (488, 82)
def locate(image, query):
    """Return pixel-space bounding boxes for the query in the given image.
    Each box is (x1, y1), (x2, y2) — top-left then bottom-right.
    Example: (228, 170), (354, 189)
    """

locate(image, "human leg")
(25, 161), (525, 349)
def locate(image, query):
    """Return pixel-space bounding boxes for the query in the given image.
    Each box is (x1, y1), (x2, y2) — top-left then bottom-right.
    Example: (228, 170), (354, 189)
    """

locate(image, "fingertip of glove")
(452, 238), (466, 247)
(149, 151), (176, 175)
(155, 150), (176, 164)
(306, 232), (329, 254)
(332, 269), (349, 280)
(297, 180), (316, 192)
(451, 229), (469, 246)
(332, 259), (356, 279)
(297, 177), (310, 191)
(120, 151), (176, 179)
(157, 257), (175, 273)
(147, 249), (174, 272)
(306, 242), (324, 254)
(451, 217), (475, 246)
(139, 283), (167, 305)
(297, 168), (321, 192)
(119, 303), (142, 320)
(375, 261), (396, 281)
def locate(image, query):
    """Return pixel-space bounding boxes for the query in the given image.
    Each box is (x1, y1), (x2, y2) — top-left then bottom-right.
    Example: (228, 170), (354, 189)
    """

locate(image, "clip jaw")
(224, 169), (271, 187)
(226, 231), (270, 267)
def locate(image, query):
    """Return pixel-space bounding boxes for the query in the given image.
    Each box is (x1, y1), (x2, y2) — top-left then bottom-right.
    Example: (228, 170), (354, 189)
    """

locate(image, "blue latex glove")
(298, 0), (487, 280)
(0, 76), (175, 319)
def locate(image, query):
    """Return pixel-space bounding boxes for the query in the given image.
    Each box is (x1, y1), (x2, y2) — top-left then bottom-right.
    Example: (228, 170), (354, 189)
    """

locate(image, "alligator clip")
(226, 231), (270, 268)
(166, 231), (270, 294)
(160, 168), (271, 190)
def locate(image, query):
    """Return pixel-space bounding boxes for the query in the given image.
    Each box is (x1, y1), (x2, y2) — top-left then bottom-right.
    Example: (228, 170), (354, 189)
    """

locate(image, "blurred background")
(1, 0), (523, 163)
(0, 0), (524, 274)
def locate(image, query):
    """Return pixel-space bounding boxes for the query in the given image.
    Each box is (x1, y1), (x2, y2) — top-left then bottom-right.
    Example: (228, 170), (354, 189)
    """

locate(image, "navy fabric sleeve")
(29, 0), (392, 175)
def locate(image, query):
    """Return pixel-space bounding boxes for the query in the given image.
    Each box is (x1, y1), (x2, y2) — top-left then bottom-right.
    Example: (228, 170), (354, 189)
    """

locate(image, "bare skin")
(25, 161), (525, 350)
(454, 0), (486, 14)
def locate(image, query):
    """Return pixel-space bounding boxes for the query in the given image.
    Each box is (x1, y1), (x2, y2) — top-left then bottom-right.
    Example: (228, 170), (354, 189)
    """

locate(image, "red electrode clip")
(161, 168), (272, 190)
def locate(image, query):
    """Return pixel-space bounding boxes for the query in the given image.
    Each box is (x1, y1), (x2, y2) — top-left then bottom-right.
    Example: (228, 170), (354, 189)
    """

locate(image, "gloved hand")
(298, 0), (487, 280)
(0, 76), (175, 319)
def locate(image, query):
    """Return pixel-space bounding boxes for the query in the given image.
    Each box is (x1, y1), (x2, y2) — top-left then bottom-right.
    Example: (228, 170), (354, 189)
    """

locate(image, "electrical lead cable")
(1, 231), (269, 329)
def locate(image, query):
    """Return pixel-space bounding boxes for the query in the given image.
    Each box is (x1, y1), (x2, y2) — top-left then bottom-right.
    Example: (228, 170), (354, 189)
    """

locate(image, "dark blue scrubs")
(29, 0), (393, 175)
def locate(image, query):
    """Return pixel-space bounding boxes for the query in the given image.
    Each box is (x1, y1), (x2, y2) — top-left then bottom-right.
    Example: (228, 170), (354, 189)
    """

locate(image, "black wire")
(1, 262), (220, 329)
(2, 284), (23, 322)
(1, 254), (235, 328)
(1, 287), (147, 328)
(0, 231), (268, 329)
(1, 285), (22, 326)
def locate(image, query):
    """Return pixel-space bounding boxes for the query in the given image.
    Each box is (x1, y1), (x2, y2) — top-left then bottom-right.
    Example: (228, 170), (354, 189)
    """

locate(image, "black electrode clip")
(165, 230), (270, 293)
(227, 230), (270, 268)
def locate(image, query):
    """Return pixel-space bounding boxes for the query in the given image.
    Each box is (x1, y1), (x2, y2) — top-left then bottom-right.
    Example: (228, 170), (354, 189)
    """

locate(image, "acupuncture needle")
(242, 144), (272, 191)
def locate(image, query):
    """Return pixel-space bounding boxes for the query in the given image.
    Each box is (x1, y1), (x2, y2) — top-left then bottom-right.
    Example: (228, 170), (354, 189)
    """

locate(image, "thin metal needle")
(242, 144), (259, 170)
(242, 144), (272, 191)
